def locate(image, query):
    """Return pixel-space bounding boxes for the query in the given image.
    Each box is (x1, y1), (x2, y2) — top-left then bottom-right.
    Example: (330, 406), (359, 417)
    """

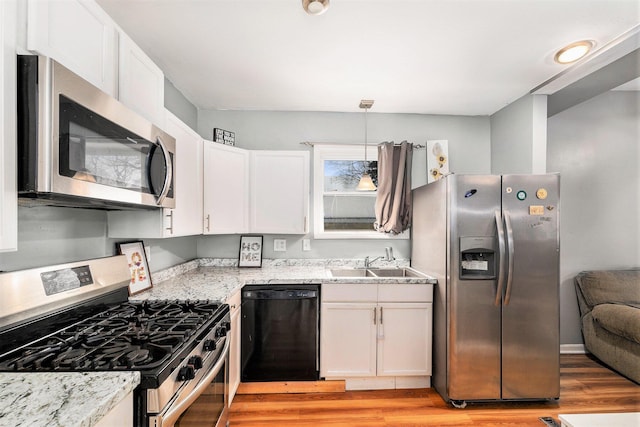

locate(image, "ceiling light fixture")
(302, 0), (330, 15)
(356, 99), (377, 191)
(554, 40), (595, 64)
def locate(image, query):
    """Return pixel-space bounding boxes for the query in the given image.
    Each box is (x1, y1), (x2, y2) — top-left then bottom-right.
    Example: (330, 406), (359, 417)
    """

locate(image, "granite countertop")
(0, 372), (139, 427)
(131, 258), (436, 303)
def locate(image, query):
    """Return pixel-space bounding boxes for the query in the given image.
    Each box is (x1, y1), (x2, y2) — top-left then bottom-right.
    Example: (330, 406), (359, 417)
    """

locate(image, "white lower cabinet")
(227, 290), (241, 405)
(95, 390), (133, 427)
(320, 283), (433, 390)
(321, 302), (378, 378)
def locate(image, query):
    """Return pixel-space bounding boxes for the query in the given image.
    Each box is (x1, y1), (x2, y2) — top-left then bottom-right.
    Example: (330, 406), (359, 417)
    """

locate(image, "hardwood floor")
(229, 354), (639, 426)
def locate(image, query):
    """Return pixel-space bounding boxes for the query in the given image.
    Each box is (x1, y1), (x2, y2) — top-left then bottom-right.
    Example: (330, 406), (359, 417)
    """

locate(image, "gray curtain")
(374, 141), (413, 234)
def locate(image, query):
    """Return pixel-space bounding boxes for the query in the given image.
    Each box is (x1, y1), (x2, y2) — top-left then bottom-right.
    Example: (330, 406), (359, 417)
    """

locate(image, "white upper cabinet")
(118, 30), (165, 126)
(0, 0), (17, 252)
(250, 151), (309, 234)
(203, 142), (250, 235)
(107, 111), (203, 238)
(27, 0), (117, 96)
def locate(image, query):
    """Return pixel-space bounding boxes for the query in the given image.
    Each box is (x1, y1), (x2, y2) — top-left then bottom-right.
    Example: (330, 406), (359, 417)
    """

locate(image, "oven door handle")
(159, 336), (229, 427)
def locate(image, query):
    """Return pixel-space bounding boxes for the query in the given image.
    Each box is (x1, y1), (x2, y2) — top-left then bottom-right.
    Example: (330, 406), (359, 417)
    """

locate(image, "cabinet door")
(250, 151), (309, 234)
(163, 111), (203, 236)
(0, 0), (17, 252)
(320, 303), (377, 378)
(27, 0), (117, 96)
(203, 142), (249, 234)
(377, 303), (433, 377)
(107, 111), (203, 238)
(227, 291), (241, 404)
(118, 31), (165, 126)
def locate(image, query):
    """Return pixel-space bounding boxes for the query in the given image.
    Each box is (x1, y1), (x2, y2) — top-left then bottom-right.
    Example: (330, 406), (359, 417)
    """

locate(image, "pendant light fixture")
(302, 0), (330, 15)
(356, 99), (377, 191)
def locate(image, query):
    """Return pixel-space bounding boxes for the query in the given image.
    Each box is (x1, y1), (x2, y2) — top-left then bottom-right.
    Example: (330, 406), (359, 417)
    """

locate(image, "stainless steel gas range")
(0, 256), (230, 427)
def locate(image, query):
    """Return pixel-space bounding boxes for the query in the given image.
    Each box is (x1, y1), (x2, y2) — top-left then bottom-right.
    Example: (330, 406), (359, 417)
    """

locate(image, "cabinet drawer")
(378, 284), (433, 302)
(322, 283), (377, 302)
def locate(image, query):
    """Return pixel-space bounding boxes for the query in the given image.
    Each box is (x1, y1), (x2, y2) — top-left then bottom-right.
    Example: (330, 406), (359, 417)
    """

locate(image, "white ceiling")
(96, 0), (640, 116)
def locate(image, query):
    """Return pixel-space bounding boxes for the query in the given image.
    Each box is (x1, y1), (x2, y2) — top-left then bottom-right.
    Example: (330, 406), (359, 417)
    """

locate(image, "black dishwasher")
(241, 284), (320, 382)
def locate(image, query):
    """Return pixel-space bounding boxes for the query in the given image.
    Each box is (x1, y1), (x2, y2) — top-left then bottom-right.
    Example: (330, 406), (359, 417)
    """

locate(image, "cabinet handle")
(165, 210), (174, 234)
(380, 306), (383, 324)
(373, 307), (377, 325)
(205, 214), (211, 232)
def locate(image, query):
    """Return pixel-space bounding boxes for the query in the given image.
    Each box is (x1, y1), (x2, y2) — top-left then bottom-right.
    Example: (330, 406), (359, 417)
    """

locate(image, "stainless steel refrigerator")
(411, 174), (560, 406)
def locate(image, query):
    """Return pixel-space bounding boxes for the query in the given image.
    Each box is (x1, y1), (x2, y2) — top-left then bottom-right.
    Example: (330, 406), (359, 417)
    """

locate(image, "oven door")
(152, 337), (230, 427)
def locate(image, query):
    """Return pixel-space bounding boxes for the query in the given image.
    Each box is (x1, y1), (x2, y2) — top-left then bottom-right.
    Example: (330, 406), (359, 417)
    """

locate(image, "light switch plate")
(274, 239), (287, 251)
(302, 239), (311, 251)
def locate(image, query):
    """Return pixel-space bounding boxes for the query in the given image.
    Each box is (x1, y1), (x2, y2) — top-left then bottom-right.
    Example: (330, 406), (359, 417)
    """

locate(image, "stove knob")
(215, 327), (226, 338)
(203, 339), (216, 351)
(177, 365), (195, 381)
(188, 355), (203, 369)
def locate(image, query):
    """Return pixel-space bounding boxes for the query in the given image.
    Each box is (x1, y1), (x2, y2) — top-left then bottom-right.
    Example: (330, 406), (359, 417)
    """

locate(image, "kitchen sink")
(328, 268), (377, 277)
(367, 267), (426, 278)
(328, 267), (427, 278)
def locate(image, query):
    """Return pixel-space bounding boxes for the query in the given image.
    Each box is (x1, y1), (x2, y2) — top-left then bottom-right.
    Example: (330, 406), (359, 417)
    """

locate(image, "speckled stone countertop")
(131, 258), (435, 303)
(0, 371), (139, 427)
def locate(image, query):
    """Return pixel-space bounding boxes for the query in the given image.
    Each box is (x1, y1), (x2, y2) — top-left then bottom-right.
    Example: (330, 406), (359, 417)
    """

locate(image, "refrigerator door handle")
(504, 210), (515, 305)
(494, 210), (506, 306)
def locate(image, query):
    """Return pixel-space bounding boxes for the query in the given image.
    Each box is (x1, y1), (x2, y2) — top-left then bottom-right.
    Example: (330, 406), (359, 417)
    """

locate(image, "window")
(313, 145), (408, 239)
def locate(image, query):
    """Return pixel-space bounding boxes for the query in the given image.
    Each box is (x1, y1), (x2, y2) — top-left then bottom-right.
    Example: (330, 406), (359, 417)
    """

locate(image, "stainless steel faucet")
(364, 247), (395, 268)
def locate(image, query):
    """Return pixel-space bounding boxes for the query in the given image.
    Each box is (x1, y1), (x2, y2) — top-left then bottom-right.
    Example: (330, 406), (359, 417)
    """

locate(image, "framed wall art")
(427, 139), (450, 183)
(238, 235), (263, 267)
(116, 240), (153, 295)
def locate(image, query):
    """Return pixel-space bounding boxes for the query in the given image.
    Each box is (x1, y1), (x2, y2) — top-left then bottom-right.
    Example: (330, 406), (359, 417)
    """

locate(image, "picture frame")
(116, 240), (153, 295)
(426, 139), (450, 183)
(238, 235), (263, 268)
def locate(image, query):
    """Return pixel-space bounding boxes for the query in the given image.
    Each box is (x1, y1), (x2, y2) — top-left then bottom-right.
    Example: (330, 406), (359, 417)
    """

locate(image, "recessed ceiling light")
(554, 40), (595, 64)
(302, 0), (330, 15)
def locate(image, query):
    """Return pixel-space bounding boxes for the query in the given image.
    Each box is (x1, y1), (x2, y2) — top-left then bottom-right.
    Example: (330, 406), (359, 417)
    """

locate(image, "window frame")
(313, 144), (409, 240)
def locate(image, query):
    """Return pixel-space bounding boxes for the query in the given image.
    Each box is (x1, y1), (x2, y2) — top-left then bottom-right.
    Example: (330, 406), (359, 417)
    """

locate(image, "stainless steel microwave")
(17, 55), (175, 210)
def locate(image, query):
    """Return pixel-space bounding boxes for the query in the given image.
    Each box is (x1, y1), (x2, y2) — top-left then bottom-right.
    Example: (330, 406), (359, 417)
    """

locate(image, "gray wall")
(547, 90), (640, 345)
(164, 78), (198, 130)
(490, 94), (548, 174)
(0, 205), (198, 273)
(196, 110), (492, 259)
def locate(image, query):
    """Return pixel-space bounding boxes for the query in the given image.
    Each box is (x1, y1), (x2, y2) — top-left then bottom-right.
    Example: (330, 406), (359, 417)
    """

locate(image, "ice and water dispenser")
(459, 236), (496, 280)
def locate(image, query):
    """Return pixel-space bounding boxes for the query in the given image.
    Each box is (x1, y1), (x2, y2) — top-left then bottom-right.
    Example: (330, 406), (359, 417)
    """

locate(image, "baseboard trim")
(561, 344), (587, 354)
(237, 380), (346, 394)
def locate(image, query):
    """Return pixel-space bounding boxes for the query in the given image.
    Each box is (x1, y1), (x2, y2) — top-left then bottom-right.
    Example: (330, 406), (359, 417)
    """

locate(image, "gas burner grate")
(0, 299), (223, 374)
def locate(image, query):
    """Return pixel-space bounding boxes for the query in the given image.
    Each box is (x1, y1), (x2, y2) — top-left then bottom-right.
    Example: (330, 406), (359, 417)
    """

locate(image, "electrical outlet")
(274, 239), (287, 252)
(145, 246), (151, 263)
(302, 239), (311, 251)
